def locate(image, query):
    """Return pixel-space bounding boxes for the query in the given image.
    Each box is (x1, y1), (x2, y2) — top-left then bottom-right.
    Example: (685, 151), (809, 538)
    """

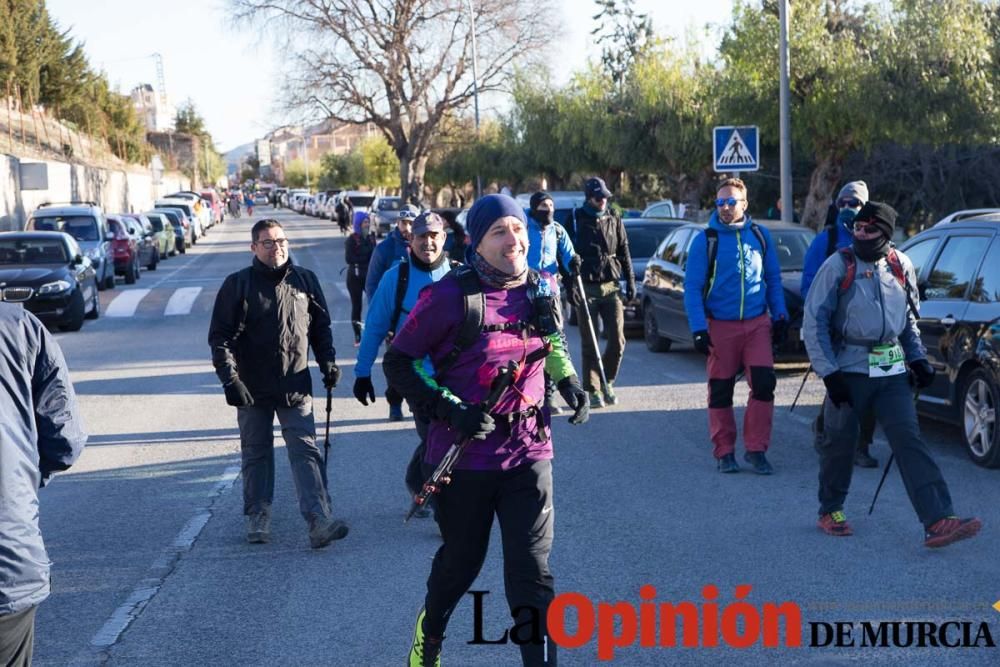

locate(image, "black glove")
(910, 358), (935, 389)
(557, 375), (589, 425)
(353, 376), (376, 405)
(224, 378), (254, 407)
(568, 254), (582, 276)
(693, 330), (712, 356)
(625, 282), (636, 302)
(445, 401), (495, 441)
(822, 371), (853, 408)
(321, 360), (341, 389)
(772, 318), (789, 346)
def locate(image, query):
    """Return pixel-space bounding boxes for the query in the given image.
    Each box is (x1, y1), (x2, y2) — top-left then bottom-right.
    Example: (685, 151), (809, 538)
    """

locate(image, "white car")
(155, 198), (203, 241)
(162, 192), (213, 232)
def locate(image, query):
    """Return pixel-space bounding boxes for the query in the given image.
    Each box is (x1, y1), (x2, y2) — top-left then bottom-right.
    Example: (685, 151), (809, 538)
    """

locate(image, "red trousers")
(706, 315), (776, 458)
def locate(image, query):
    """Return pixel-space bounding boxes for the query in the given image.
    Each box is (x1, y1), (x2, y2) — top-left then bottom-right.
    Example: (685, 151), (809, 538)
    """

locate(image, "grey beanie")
(837, 180), (869, 204)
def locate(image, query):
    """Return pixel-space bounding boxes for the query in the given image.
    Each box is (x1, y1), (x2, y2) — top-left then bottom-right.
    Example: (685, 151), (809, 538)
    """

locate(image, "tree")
(359, 136), (400, 192)
(591, 0), (654, 93)
(231, 0), (551, 204)
(174, 100), (208, 136)
(318, 151), (365, 190)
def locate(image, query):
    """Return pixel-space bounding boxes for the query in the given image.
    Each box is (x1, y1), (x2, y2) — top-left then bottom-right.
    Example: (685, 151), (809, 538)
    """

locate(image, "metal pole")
(467, 0), (482, 199)
(303, 135), (310, 190)
(778, 0), (793, 223)
(575, 274), (609, 395)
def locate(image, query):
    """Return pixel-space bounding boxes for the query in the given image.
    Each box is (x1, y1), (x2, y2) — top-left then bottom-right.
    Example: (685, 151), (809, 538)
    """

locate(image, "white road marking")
(105, 289), (151, 317)
(164, 287), (203, 316)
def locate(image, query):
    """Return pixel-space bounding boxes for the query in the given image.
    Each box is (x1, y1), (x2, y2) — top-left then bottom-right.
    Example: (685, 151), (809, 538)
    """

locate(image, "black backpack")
(702, 223), (769, 302)
(388, 257), (462, 334)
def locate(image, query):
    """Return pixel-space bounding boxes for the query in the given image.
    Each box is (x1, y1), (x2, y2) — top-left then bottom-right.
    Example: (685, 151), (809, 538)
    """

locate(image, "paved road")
(32, 207), (998, 666)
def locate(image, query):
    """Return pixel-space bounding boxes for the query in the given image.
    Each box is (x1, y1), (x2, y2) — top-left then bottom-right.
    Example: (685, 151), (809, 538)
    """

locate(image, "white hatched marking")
(164, 287), (203, 316)
(105, 289), (151, 317)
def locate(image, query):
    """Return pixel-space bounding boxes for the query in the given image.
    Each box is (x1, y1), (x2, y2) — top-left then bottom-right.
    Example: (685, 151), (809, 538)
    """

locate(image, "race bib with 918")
(869, 343), (906, 378)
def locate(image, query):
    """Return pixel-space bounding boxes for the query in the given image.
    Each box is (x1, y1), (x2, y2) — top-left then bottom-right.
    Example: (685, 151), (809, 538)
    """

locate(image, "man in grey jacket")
(1, 303), (86, 665)
(802, 201), (981, 547)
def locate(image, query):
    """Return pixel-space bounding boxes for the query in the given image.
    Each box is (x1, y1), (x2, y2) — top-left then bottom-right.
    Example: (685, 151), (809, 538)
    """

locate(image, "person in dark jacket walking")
(384, 194), (588, 667)
(208, 219), (348, 549)
(0, 303), (86, 666)
(335, 196), (354, 236)
(565, 177), (634, 408)
(345, 212), (377, 346)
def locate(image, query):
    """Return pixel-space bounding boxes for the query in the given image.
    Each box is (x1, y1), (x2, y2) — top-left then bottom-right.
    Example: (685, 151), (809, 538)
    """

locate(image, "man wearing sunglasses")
(684, 178), (788, 475)
(209, 219), (348, 549)
(802, 201), (981, 547)
(801, 181), (880, 468)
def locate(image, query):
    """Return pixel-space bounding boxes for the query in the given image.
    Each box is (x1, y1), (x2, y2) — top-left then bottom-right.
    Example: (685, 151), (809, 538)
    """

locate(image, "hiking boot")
(308, 516), (349, 549)
(246, 508), (271, 544)
(717, 453), (740, 473)
(407, 608), (443, 667)
(924, 516), (982, 548)
(854, 445), (878, 468)
(589, 391), (605, 409)
(602, 382), (618, 406)
(818, 511), (853, 536)
(389, 404), (405, 421)
(743, 451), (774, 475)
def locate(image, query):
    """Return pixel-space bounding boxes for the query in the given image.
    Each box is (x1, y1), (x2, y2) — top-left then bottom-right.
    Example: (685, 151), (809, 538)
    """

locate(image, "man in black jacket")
(567, 177), (635, 408)
(208, 219), (347, 549)
(1, 303), (86, 666)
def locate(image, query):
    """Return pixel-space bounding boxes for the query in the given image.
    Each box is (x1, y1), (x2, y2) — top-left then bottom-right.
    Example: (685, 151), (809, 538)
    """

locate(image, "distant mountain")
(223, 142), (255, 164)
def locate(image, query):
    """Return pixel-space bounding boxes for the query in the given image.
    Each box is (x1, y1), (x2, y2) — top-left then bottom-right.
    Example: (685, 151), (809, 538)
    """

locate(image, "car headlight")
(85, 247), (102, 260)
(38, 280), (72, 295)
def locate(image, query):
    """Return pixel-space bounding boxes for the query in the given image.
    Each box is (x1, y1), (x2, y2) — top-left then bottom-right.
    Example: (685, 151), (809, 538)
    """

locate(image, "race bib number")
(869, 343), (906, 378)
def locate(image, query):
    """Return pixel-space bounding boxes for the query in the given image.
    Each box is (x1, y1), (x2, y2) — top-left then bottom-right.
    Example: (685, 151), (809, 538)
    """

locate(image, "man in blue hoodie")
(353, 211), (454, 516)
(684, 178), (788, 474)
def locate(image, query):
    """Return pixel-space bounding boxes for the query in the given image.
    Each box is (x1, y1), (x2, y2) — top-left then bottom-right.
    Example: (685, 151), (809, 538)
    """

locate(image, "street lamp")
(466, 0), (482, 200)
(778, 0), (792, 223)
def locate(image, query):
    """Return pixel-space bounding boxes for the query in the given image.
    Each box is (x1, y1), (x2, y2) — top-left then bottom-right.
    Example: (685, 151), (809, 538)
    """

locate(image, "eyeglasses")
(255, 238), (288, 249)
(852, 221), (879, 233)
(838, 198), (862, 209)
(715, 197), (746, 208)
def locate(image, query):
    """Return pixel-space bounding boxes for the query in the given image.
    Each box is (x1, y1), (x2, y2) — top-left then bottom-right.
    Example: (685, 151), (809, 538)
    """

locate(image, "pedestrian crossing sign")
(713, 126), (759, 173)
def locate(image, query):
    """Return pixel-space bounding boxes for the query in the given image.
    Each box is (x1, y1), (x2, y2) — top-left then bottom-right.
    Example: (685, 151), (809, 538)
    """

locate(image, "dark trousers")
(813, 399), (877, 450)
(818, 373), (954, 527)
(386, 385), (403, 408)
(422, 460), (556, 666)
(577, 283), (625, 393)
(405, 406), (431, 496)
(0, 606), (36, 667)
(236, 398), (332, 522)
(347, 269), (365, 336)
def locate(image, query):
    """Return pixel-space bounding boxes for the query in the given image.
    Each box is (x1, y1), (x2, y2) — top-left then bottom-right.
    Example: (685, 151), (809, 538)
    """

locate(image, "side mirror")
(73, 254), (84, 265)
(917, 281), (928, 301)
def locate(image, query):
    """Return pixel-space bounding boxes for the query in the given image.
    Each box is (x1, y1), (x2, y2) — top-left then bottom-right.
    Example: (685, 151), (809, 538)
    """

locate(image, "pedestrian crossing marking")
(164, 287), (203, 316)
(718, 129), (753, 166)
(106, 289), (152, 317)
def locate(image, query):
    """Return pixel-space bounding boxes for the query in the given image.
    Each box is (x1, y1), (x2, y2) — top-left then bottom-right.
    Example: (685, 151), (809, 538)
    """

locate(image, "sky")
(46, 0), (734, 153)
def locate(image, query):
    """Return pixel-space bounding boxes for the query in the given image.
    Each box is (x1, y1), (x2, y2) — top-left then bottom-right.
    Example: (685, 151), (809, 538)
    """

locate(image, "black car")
(620, 218), (688, 335)
(641, 220), (814, 355)
(898, 219), (1000, 467)
(0, 231), (100, 331)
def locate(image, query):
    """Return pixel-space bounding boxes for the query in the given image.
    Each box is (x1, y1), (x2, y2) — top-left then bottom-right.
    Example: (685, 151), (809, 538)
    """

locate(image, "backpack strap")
(837, 247), (919, 319)
(435, 265), (485, 377)
(749, 222), (768, 257)
(837, 247), (858, 292)
(702, 228), (719, 302)
(389, 259), (410, 333)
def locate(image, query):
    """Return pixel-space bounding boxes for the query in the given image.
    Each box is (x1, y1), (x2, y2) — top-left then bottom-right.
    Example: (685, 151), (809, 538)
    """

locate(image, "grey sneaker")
(603, 382), (618, 406)
(246, 508), (271, 544)
(308, 516), (349, 549)
(589, 391), (605, 409)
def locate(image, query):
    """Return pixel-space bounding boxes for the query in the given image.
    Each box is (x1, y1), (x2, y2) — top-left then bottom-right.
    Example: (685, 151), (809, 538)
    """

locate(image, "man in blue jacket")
(1, 303), (86, 664)
(684, 178), (788, 474)
(366, 205), (418, 420)
(353, 211), (454, 515)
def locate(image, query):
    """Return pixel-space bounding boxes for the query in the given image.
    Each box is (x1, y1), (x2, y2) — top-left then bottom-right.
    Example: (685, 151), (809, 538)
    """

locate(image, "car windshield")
(0, 239), (68, 264)
(349, 196), (375, 207)
(378, 199), (402, 211)
(159, 205), (194, 217)
(31, 215), (100, 241)
(626, 226), (677, 259)
(771, 230), (813, 271)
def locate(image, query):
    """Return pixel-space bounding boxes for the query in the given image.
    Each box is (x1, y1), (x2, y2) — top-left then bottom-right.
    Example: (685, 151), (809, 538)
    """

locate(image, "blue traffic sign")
(713, 126), (759, 173)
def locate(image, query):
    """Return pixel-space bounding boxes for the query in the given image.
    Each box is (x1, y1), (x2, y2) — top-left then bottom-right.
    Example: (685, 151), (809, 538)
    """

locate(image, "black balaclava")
(529, 191), (555, 227)
(852, 201), (897, 262)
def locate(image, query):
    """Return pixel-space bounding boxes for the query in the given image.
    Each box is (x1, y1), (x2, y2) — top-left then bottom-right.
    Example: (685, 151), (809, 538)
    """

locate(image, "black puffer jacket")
(569, 205), (635, 290)
(208, 258), (336, 407)
(345, 232), (376, 275)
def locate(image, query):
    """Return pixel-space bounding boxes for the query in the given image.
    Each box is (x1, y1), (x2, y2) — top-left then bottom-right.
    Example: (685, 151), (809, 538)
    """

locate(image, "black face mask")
(853, 235), (890, 262)
(531, 209), (555, 226)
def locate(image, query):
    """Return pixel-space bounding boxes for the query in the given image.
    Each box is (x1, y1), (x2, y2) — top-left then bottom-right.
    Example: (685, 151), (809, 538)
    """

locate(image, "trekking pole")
(868, 387), (920, 515)
(323, 386), (332, 470)
(789, 365), (812, 413)
(574, 273), (609, 396)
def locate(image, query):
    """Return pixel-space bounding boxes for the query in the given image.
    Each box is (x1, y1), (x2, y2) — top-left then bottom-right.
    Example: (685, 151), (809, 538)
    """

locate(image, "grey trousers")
(237, 398), (332, 522)
(0, 606), (35, 667)
(818, 372), (954, 527)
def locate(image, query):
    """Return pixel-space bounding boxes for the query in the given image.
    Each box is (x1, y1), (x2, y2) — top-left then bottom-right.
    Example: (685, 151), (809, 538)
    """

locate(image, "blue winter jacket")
(683, 213), (788, 333)
(0, 304), (86, 615)
(525, 212), (575, 285)
(801, 222), (853, 300)
(355, 257), (452, 378)
(365, 228), (410, 300)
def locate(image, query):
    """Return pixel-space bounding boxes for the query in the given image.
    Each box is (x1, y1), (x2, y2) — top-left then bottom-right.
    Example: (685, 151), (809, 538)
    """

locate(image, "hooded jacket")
(365, 228), (410, 299)
(801, 221), (854, 300)
(1, 303), (86, 614)
(683, 213), (788, 333)
(526, 212), (575, 281)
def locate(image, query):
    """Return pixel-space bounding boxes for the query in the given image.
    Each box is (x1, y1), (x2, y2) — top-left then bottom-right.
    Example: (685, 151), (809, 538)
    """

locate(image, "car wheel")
(644, 304), (672, 352)
(192, 231), (198, 246)
(960, 368), (1000, 468)
(85, 281), (100, 319)
(60, 290), (86, 332)
(148, 248), (158, 271)
(103, 270), (115, 290)
(125, 256), (137, 284)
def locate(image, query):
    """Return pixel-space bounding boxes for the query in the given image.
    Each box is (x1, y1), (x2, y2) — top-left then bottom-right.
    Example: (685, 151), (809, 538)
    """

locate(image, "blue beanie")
(466, 194), (526, 255)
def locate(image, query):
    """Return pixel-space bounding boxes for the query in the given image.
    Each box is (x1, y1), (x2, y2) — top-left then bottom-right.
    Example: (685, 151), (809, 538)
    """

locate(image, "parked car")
(143, 211), (177, 258)
(374, 196), (404, 235)
(153, 208), (191, 252)
(106, 216), (142, 284)
(338, 191), (377, 215)
(641, 200), (678, 218)
(118, 214), (159, 270)
(322, 189), (342, 218)
(933, 208), (1000, 226)
(641, 220), (815, 355)
(155, 199), (201, 243)
(0, 231), (100, 330)
(619, 218), (689, 335)
(25, 202), (116, 290)
(199, 190), (224, 225)
(164, 191), (213, 231)
(515, 191), (586, 228)
(898, 219), (1000, 467)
